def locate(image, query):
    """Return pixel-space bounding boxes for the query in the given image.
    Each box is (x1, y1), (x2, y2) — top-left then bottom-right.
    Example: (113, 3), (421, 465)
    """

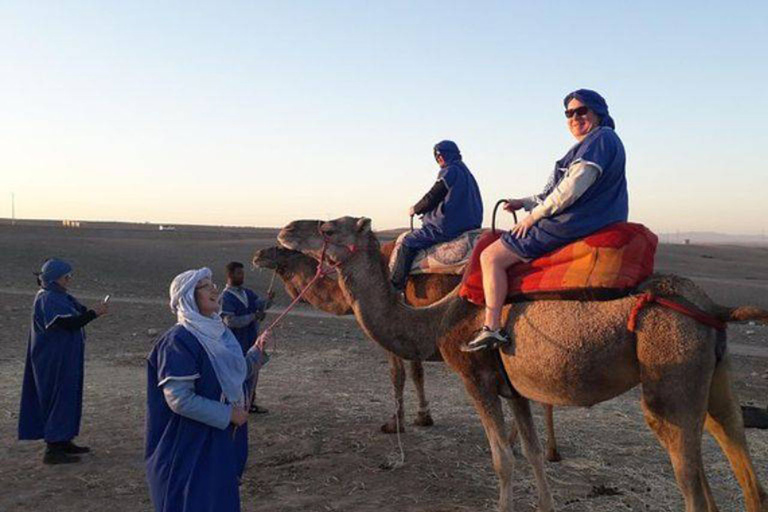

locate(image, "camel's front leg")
(381, 352), (406, 434)
(506, 396), (555, 512)
(408, 360), (434, 427)
(542, 404), (561, 462)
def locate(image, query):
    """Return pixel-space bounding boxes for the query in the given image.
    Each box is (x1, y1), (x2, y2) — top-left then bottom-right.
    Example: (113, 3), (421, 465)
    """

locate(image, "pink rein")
(254, 238), (333, 350)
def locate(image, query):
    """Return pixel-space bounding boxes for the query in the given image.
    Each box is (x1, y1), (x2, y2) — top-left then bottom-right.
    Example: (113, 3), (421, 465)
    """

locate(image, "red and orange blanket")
(459, 222), (658, 305)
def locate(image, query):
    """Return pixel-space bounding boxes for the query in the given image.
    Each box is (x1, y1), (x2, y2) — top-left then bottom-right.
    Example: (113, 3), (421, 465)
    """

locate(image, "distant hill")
(658, 232), (768, 246)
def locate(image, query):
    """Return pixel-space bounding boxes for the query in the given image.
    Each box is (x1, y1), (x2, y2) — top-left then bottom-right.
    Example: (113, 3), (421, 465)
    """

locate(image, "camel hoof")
(546, 449), (562, 463)
(414, 411), (434, 427)
(380, 417), (406, 434)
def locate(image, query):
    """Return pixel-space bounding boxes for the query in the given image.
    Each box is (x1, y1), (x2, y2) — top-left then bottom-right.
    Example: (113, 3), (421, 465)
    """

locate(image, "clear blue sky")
(2, 1), (767, 234)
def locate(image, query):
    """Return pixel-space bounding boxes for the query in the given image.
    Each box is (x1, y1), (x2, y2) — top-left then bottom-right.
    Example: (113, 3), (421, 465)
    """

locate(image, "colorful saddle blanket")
(388, 229), (485, 275)
(459, 222), (658, 305)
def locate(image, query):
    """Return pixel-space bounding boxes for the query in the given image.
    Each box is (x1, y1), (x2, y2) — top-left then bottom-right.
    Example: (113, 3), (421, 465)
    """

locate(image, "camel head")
(278, 216), (374, 266)
(252, 246), (310, 273)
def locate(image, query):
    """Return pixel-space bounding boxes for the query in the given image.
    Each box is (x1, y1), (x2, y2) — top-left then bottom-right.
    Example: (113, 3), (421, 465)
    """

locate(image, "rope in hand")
(255, 240), (332, 351)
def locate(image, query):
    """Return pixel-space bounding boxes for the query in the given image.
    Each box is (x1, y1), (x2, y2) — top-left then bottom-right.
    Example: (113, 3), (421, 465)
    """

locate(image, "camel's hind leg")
(381, 353), (406, 434)
(408, 360), (434, 427)
(704, 356), (768, 512)
(640, 368), (717, 511)
(508, 403), (561, 462)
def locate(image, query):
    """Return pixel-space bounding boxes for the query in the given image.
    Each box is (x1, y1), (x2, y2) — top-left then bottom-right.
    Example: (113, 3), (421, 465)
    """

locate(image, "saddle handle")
(492, 199), (518, 235)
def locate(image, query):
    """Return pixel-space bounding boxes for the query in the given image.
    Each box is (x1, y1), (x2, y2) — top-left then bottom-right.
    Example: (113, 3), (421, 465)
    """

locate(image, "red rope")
(627, 291), (727, 333)
(255, 240), (332, 350)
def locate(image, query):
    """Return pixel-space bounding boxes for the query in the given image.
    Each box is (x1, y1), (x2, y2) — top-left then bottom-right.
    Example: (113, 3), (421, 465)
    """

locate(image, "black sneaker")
(43, 451), (81, 465)
(62, 441), (90, 454)
(462, 326), (511, 352)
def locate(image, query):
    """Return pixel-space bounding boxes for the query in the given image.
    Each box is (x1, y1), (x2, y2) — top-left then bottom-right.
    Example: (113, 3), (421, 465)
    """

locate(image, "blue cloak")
(502, 126), (628, 260)
(146, 325), (247, 512)
(220, 287), (266, 355)
(18, 287), (87, 443)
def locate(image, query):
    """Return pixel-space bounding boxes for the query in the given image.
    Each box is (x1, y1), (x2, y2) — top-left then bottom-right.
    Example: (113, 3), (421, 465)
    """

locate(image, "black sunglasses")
(564, 106), (589, 119)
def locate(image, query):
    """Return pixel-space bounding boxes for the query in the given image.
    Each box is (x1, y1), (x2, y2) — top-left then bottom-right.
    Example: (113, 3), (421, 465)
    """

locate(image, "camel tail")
(714, 305), (768, 324)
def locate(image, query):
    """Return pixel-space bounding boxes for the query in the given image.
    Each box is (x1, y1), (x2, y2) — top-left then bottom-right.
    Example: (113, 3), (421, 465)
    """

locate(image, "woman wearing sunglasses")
(465, 89), (628, 351)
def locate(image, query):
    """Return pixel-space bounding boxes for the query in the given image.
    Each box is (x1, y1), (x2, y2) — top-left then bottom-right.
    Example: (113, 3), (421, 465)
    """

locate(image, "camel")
(278, 215), (768, 512)
(253, 243), (562, 461)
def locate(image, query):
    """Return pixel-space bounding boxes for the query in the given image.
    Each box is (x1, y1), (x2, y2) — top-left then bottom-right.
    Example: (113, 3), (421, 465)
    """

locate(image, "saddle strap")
(627, 291), (727, 332)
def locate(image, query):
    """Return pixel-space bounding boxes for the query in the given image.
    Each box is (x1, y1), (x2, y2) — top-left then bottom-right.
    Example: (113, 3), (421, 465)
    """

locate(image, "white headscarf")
(169, 268), (247, 405)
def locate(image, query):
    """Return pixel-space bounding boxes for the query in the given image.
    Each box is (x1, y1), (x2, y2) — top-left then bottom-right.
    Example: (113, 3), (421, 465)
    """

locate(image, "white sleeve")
(529, 161), (601, 222)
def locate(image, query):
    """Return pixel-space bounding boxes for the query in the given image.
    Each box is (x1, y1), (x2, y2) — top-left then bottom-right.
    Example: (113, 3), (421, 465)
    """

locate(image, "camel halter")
(254, 237), (334, 350)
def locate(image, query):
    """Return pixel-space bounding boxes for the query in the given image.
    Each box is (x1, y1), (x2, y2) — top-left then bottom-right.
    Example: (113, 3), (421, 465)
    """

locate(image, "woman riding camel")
(390, 140), (484, 291)
(465, 89), (628, 351)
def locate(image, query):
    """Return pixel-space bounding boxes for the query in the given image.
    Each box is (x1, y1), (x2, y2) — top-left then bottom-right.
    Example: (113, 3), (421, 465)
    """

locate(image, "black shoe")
(462, 326), (512, 352)
(62, 441), (90, 454)
(43, 451), (81, 465)
(249, 404), (269, 414)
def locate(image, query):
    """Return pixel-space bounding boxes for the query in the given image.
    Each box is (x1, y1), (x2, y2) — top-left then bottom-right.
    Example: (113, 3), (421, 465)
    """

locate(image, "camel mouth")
(252, 250), (277, 269)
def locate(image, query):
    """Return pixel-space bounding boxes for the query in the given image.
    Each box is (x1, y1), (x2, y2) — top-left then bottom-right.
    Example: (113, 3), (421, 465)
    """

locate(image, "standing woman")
(146, 268), (259, 512)
(18, 258), (109, 464)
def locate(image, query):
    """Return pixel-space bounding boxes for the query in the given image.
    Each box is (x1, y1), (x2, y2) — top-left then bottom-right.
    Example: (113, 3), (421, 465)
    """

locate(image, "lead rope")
(254, 239), (331, 351)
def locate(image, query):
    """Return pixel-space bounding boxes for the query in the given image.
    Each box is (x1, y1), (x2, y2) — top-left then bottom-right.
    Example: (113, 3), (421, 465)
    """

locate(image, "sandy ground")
(0, 223), (766, 512)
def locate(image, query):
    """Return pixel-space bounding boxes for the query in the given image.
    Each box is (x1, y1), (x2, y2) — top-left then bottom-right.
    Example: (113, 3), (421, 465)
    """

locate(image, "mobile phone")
(103, 294), (111, 304)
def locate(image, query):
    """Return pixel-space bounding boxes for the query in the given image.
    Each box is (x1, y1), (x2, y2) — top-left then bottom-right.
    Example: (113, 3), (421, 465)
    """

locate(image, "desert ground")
(0, 221), (766, 512)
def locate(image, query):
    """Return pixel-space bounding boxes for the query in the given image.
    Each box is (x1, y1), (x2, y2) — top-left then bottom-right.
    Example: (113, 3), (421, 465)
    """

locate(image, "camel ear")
(355, 217), (372, 233)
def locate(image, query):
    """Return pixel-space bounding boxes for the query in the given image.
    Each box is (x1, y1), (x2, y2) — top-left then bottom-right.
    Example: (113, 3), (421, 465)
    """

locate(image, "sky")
(1, 1), (767, 234)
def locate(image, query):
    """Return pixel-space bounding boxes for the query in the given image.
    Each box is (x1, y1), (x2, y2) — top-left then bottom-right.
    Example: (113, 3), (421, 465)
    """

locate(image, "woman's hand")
(504, 199), (525, 212)
(510, 215), (537, 239)
(93, 303), (109, 317)
(230, 406), (248, 427)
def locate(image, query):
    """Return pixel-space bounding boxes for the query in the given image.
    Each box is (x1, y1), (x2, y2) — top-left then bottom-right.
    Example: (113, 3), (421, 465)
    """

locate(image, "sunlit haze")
(2, 2), (767, 234)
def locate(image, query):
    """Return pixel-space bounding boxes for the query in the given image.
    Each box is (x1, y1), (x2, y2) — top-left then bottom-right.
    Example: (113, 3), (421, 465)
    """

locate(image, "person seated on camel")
(390, 140), (484, 292)
(464, 89), (628, 352)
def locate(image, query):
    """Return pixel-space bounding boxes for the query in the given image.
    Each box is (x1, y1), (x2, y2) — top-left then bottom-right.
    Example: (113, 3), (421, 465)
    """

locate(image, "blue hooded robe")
(18, 261), (88, 444)
(501, 91), (628, 260)
(220, 287), (267, 355)
(145, 325), (248, 512)
(404, 140), (484, 250)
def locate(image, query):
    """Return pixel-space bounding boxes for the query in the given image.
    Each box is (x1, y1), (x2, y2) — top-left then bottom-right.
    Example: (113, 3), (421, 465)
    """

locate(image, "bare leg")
(480, 240), (522, 330)
(704, 356), (768, 512)
(542, 404), (562, 462)
(408, 360), (434, 427)
(381, 353), (406, 434)
(505, 396), (555, 512)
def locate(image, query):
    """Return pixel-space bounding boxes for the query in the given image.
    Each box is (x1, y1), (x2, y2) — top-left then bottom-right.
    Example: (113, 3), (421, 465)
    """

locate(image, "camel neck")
(335, 241), (465, 360)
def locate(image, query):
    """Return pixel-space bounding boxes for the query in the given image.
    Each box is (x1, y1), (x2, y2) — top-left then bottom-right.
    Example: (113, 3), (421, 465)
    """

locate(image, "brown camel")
(252, 243), (562, 461)
(279, 216), (768, 512)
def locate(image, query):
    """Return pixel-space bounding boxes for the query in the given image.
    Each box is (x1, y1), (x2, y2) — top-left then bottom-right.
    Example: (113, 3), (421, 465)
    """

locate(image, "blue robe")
(145, 325), (248, 512)
(405, 160), (484, 250)
(220, 287), (266, 355)
(502, 126), (628, 259)
(18, 287), (87, 443)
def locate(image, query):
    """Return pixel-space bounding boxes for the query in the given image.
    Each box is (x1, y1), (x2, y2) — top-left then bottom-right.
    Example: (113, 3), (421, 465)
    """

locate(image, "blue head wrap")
(433, 140), (462, 163)
(563, 89), (615, 129)
(38, 258), (73, 286)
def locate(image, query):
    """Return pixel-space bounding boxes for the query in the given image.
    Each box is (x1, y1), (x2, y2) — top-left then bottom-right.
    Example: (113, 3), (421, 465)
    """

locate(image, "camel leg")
(462, 378), (519, 512)
(704, 356), (768, 512)
(408, 360), (434, 427)
(506, 396), (555, 512)
(381, 353), (406, 434)
(542, 404), (561, 462)
(640, 377), (717, 511)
